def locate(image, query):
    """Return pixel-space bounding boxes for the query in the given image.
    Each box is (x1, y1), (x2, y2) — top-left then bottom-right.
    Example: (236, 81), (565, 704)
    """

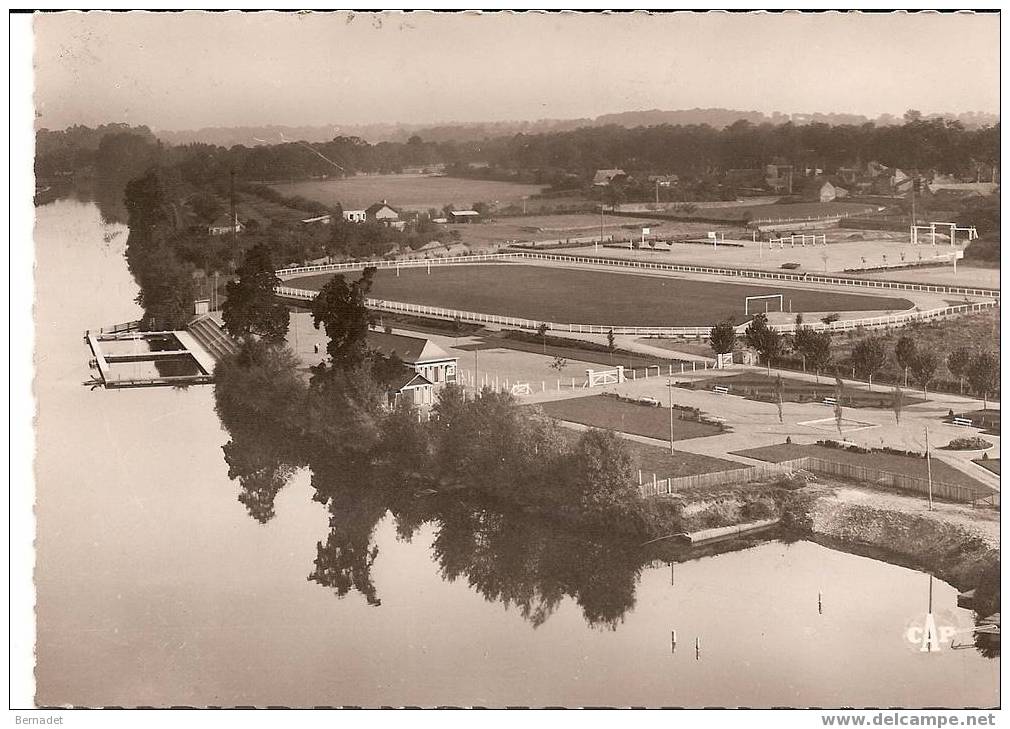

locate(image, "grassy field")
(679, 372), (924, 409)
(488, 331), (688, 370)
(268, 174), (545, 211)
(554, 428), (747, 479)
(734, 443), (986, 491)
(823, 309), (1000, 391)
(287, 264), (912, 327)
(537, 394), (723, 443)
(974, 458), (1000, 476)
(954, 409), (1001, 434)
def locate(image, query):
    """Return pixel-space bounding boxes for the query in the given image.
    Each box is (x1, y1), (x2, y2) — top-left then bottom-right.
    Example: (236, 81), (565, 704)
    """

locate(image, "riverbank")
(655, 478), (999, 614)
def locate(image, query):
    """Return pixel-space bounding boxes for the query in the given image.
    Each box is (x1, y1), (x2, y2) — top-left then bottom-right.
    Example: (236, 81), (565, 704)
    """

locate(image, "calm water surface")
(34, 199), (999, 707)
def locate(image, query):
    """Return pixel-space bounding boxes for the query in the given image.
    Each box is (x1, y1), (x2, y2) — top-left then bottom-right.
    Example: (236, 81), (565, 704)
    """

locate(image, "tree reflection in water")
(216, 394), (645, 628)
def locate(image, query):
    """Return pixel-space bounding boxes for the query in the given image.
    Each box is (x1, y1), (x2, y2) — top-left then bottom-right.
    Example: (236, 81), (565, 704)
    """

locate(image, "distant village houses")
(342, 209), (367, 223)
(300, 214), (332, 226)
(366, 200), (406, 230)
(592, 168), (627, 186)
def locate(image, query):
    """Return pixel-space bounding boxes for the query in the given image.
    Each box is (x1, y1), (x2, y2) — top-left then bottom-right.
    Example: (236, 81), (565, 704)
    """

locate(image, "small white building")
(208, 215), (244, 236)
(367, 330), (457, 386)
(301, 214), (333, 226)
(342, 209), (367, 223)
(387, 371), (435, 408)
(448, 210), (481, 224)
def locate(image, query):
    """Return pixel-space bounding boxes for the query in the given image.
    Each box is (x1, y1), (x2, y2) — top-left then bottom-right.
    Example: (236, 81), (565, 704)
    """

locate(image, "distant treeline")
(153, 108), (1001, 147)
(37, 112), (999, 188)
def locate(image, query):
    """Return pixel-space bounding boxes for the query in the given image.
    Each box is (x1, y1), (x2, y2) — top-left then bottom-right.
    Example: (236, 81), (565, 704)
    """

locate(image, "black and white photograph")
(10, 8), (1002, 716)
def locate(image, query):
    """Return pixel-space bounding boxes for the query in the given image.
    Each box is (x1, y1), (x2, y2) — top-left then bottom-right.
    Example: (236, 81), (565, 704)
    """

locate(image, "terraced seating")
(186, 314), (238, 361)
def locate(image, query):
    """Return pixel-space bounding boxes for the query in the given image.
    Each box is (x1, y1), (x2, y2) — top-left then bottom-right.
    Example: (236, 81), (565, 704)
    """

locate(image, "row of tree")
(709, 315), (999, 405)
(38, 114), (999, 190)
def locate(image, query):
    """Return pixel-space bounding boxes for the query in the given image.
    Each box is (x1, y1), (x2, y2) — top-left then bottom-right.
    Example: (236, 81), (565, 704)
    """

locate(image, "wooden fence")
(640, 455), (996, 506)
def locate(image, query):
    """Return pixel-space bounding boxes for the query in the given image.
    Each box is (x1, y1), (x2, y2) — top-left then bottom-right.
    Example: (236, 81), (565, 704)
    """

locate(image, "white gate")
(585, 366), (626, 388)
(510, 382), (531, 396)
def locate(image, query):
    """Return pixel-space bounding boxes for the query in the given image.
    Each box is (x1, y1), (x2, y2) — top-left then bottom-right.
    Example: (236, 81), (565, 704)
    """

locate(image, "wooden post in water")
(671, 630), (677, 653)
(695, 637), (700, 661)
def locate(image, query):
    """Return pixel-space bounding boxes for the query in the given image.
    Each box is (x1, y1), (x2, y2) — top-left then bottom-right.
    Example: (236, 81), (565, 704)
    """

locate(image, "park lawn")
(553, 428), (747, 479)
(484, 332), (689, 371)
(733, 443), (987, 491)
(973, 458), (1000, 476)
(955, 409), (1001, 434)
(538, 394), (723, 443)
(286, 264), (911, 328)
(680, 372), (924, 409)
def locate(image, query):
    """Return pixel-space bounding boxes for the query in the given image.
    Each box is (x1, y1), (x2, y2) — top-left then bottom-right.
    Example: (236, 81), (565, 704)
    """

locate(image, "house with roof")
(385, 370), (436, 408)
(803, 178), (847, 203)
(448, 210), (481, 224)
(366, 330), (458, 388)
(592, 168), (627, 186)
(208, 214), (244, 236)
(366, 200), (405, 230)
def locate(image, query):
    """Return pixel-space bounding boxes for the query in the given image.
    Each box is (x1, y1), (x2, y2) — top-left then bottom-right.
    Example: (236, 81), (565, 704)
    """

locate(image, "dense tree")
(222, 243), (290, 343)
(806, 330), (832, 383)
(895, 335), (917, 388)
(310, 267), (377, 370)
(708, 320), (737, 357)
(743, 313), (782, 373)
(851, 335), (888, 390)
(966, 350), (999, 411)
(946, 347), (972, 395)
(909, 350), (939, 400)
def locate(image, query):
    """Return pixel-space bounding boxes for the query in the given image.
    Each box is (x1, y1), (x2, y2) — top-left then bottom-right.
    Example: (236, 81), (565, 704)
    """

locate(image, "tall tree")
(909, 350), (939, 400)
(894, 335), (917, 388)
(967, 350), (999, 411)
(806, 331), (832, 384)
(743, 313), (782, 374)
(851, 335), (888, 390)
(311, 267), (377, 370)
(947, 347), (972, 396)
(222, 243), (290, 343)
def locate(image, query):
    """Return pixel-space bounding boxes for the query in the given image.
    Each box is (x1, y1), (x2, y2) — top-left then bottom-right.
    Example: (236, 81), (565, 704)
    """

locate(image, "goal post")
(744, 294), (784, 316)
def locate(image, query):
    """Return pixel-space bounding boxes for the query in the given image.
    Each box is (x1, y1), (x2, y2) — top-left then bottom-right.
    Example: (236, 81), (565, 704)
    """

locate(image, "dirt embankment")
(801, 484), (999, 611)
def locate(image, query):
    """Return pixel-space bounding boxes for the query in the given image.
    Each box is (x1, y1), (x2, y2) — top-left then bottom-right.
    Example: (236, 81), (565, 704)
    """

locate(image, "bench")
(822, 397), (837, 406)
(953, 417), (973, 427)
(713, 385), (730, 395)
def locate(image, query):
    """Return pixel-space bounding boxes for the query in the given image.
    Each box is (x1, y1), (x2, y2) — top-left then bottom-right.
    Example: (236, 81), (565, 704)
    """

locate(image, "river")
(33, 197), (999, 708)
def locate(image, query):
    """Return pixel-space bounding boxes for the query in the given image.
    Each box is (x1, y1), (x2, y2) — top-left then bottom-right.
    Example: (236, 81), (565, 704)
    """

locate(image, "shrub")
(946, 436), (993, 451)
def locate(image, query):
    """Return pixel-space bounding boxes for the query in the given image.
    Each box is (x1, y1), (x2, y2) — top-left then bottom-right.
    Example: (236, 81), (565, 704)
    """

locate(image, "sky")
(32, 10), (1000, 131)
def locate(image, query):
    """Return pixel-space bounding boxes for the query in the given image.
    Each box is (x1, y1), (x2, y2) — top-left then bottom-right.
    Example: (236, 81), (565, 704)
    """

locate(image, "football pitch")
(287, 264), (912, 327)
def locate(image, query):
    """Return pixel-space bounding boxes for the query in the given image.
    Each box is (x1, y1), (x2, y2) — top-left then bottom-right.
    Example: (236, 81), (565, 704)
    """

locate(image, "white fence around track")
(273, 282), (997, 338)
(276, 250), (1000, 299)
